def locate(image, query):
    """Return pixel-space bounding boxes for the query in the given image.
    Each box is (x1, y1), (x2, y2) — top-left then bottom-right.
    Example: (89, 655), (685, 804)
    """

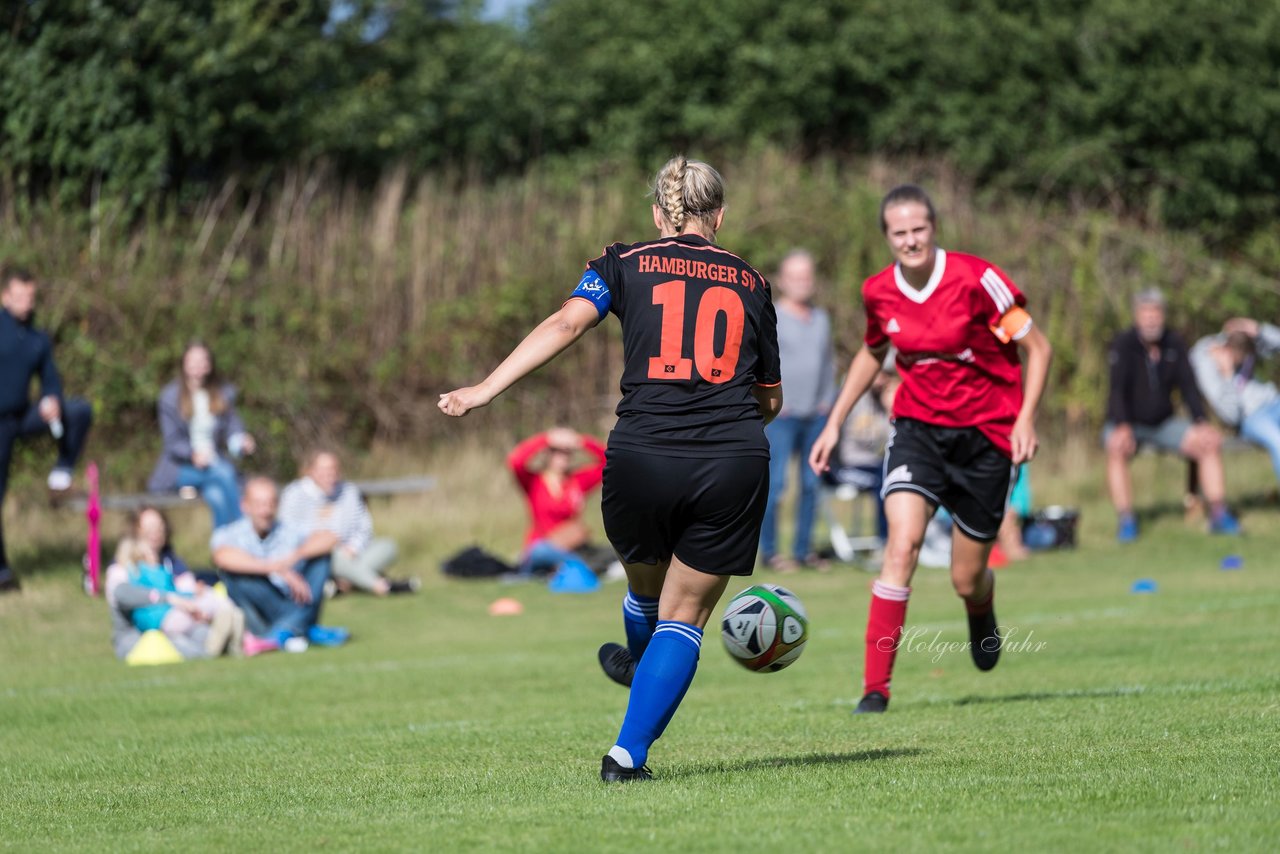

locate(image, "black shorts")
(882, 417), (1015, 542)
(601, 448), (769, 576)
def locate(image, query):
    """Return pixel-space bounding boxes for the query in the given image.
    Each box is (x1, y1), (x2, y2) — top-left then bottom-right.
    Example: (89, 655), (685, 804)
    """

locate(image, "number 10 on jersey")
(647, 279), (745, 384)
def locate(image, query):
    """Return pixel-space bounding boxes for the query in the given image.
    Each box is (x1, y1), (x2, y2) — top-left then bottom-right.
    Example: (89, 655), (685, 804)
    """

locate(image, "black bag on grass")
(441, 546), (515, 579)
(574, 543), (619, 575)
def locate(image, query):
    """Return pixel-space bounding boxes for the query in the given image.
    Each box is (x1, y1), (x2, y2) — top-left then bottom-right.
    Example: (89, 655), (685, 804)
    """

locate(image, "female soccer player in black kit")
(439, 156), (782, 782)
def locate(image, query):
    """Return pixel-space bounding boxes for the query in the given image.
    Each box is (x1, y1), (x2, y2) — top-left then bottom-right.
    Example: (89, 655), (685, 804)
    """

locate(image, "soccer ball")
(720, 584), (809, 672)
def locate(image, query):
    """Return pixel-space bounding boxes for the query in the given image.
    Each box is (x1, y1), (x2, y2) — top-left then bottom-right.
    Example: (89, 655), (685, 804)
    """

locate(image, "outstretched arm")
(438, 299), (601, 417)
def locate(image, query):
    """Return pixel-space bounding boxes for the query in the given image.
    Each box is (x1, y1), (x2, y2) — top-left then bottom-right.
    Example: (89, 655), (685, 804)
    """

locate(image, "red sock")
(863, 580), (910, 697)
(964, 569), (995, 616)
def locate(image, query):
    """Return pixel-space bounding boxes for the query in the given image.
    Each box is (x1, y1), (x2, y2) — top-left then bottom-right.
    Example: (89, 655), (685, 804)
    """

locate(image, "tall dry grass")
(1, 148), (1277, 495)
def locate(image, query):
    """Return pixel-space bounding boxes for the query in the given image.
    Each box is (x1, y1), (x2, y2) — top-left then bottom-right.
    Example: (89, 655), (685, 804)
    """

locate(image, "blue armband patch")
(569, 269), (612, 319)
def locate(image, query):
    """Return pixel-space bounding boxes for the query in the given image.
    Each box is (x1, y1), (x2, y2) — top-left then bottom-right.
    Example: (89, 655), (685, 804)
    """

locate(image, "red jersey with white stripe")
(862, 249), (1028, 457)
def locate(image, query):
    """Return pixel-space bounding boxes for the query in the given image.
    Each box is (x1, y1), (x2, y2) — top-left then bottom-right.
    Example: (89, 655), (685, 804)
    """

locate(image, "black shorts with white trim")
(881, 417), (1014, 542)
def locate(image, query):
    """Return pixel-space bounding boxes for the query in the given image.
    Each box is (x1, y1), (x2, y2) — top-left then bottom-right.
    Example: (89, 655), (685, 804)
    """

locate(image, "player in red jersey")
(440, 156), (782, 780)
(809, 184), (1052, 714)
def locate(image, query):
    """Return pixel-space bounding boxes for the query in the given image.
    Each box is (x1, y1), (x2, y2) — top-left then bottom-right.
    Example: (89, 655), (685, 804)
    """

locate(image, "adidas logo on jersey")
(886, 318), (901, 333)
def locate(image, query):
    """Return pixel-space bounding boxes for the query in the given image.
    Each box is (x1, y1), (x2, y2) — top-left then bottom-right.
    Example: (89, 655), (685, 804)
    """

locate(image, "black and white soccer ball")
(720, 584), (809, 672)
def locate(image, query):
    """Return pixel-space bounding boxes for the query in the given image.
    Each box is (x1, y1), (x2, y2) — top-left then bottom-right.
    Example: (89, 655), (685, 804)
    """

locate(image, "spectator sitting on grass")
(105, 506), (268, 660)
(107, 536), (246, 659)
(1190, 317), (1280, 488)
(125, 504), (276, 656)
(211, 476), (348, 652)
(508, 427), (606, 579)
(279, 449), (415, 596)
(133, 505), (194, 581)
(148, 341), (256, 529)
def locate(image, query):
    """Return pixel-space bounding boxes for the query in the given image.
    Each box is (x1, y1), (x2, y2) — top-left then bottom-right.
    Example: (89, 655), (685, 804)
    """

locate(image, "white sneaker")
(282, 636), (309, 654)
(47, 469), (73, 491)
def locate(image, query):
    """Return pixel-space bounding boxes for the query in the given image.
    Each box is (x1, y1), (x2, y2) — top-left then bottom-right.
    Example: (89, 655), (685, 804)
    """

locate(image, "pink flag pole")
(85, 462), (102, 597)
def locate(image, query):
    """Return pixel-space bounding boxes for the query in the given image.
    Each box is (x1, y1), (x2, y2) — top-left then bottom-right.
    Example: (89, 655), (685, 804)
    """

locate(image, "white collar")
(893, 248), (946, 304)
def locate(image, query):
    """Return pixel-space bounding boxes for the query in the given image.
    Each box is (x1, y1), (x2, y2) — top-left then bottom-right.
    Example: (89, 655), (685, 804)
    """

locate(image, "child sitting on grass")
(107, 536), (258, 658)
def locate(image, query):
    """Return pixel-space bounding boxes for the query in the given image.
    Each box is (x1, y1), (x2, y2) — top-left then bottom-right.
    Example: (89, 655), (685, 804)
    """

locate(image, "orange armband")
(991, 306), (1033, 343)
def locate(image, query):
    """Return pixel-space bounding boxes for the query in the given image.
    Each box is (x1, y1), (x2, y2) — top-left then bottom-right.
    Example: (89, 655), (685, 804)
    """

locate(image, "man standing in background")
(760, 250), (837, 571)
(0, 265), (94, 592)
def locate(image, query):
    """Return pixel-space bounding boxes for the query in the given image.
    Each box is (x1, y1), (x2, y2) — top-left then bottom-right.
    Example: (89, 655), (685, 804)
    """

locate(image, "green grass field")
(1, 446), (1278, 852)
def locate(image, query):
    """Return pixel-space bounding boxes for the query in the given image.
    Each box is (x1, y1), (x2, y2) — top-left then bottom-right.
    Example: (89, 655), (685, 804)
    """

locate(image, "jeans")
(0, 397), (93, 569)
(177, 458), (242, 529)
(761, 414), (827, 560)
(517, 540), (591, 578)
(221, 556), (330, 638)
(1240, 398), (1280, 484)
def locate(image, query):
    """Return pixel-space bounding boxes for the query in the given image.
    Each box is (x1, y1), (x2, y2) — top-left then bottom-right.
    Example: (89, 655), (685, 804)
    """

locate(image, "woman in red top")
(508, 426), (606, 577)
(810, 184), (1052, 715)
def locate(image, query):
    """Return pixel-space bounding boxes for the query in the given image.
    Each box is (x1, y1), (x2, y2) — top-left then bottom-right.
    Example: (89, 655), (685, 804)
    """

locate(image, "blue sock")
(622, 590), (659, 659)
(611, 620), (702, 768)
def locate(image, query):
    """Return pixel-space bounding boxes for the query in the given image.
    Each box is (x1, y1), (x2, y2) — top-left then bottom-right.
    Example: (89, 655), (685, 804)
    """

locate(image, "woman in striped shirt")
(279, 450), (416, 595)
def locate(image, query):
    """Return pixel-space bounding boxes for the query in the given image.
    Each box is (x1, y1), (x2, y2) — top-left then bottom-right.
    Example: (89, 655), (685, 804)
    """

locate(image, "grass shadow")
(944, 687), (1143, 707)
(1232, 490), (1279, 512)
(1136, 489), (1276, 525)
(7, 541), (89, 579)
(670, 747), (924, 779)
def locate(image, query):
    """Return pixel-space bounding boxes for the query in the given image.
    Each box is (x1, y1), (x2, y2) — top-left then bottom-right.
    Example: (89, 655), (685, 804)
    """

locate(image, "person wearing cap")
(1190, 317), (1280, 487)
(0, 265), (94, 593)
(1104, 289), (1239, 541)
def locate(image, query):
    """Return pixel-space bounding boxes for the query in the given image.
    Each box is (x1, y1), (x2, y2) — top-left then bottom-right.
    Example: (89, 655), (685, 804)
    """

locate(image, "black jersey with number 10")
(586, 233), (781, 458)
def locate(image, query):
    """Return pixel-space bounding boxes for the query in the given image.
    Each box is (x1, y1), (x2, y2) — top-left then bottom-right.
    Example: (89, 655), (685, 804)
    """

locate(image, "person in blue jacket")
(0, 265), (94, 593)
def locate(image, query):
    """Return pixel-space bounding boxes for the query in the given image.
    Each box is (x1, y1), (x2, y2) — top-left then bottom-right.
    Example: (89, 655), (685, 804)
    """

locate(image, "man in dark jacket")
(0, 266), (94, 592)
(1104, 288), (1238, 542)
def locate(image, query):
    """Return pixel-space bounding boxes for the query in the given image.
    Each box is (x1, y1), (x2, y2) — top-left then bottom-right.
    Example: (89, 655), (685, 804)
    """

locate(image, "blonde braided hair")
(652, 155), (724, 234)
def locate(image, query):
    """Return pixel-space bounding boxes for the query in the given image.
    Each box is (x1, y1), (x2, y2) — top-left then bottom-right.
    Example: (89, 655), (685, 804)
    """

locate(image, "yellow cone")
(125, 629), (184, 666)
